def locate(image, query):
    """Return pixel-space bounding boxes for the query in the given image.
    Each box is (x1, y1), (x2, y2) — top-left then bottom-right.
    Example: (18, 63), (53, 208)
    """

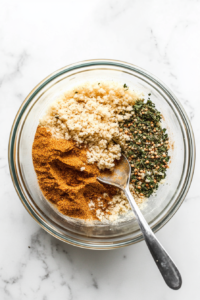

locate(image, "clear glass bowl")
(8, 59), (195, 250)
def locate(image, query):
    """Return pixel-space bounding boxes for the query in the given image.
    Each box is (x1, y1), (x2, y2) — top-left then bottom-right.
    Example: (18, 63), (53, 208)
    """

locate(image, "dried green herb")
(121, 99), (170, 197)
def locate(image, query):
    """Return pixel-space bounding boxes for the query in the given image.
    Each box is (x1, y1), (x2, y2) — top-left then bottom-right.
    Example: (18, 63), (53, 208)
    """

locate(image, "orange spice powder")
(32, 126), (117, 221)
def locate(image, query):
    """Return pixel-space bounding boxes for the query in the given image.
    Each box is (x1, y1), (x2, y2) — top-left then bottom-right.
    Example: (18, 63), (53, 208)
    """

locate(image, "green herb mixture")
(120, 91), (170, 198)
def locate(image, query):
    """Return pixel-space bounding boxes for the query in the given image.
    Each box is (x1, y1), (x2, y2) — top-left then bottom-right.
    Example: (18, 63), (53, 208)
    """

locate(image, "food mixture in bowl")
(32, 81), (170, 222)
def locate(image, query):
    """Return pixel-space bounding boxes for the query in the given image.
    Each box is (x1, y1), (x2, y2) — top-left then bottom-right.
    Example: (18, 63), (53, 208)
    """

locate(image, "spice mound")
(32, 126), (130, 221)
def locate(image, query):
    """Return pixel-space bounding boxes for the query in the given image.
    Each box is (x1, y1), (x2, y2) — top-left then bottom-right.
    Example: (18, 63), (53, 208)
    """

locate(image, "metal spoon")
(98, 154), (182, 290)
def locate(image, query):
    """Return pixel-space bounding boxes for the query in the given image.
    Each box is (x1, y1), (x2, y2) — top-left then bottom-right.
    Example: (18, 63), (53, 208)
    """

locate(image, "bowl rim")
(8, 59), (196, 250)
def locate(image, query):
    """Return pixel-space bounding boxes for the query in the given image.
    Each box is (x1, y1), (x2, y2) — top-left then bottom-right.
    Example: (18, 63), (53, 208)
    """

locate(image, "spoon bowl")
(98, 155), (131, 189)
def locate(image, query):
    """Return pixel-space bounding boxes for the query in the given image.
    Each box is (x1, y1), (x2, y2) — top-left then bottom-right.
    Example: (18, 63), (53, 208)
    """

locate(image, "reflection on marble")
(0, 0), (199, 299)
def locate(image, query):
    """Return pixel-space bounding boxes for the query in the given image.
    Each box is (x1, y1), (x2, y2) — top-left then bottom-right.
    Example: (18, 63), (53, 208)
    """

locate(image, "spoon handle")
(124, 187), (182, 290)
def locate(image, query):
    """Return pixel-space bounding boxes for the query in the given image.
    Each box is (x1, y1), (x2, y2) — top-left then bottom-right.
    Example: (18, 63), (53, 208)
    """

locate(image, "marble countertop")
(0, 0), (199, 299)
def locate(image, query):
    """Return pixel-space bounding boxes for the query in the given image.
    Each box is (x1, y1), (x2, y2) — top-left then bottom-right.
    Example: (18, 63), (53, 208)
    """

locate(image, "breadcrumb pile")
(95, 185), (144, 222)
(40, 82), (143, 170)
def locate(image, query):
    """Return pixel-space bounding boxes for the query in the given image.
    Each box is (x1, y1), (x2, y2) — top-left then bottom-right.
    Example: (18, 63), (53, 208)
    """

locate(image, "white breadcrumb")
(88, 200), (95, 210)
(40, 81), (143, 170)
(98, 184), (145, 222)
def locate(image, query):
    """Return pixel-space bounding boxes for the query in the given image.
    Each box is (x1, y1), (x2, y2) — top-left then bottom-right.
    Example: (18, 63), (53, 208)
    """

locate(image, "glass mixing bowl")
(8, 59), (195, 250)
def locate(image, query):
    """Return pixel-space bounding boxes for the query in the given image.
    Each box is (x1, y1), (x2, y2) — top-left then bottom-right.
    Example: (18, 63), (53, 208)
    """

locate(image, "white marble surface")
(0, 0), (199, 299)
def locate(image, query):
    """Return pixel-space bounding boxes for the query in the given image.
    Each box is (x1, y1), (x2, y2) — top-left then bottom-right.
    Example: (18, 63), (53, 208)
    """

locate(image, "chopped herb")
(121, 98), (170, 197)
(123, 83), (128, 89)
(75, 91), (78, 94)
